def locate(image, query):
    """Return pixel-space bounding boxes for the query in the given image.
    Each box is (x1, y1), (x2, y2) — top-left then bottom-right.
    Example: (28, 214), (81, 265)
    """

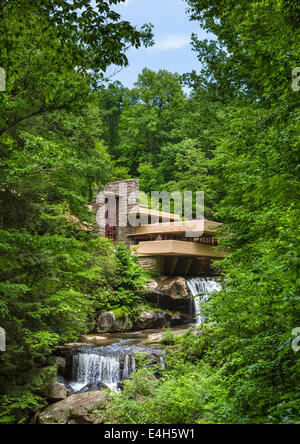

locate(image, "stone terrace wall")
(137, 256), (162, 274)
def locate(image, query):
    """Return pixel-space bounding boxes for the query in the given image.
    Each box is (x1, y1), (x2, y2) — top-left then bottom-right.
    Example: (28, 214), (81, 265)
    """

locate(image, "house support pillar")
(170, 257), (179, 275)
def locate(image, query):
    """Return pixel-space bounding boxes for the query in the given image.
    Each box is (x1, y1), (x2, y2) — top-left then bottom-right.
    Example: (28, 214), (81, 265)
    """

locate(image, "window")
(131, 236), (156, 245)
(198, 236), (219, 245)
(105, 225), (116, 241)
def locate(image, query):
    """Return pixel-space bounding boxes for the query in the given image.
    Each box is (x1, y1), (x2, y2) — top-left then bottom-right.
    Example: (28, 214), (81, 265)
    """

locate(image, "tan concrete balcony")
(131, 240), (227, 259)
(129, 219), (222, 237)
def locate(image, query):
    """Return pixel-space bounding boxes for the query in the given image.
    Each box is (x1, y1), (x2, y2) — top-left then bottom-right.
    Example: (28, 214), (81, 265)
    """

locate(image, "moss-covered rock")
(134, 309), (171, 330)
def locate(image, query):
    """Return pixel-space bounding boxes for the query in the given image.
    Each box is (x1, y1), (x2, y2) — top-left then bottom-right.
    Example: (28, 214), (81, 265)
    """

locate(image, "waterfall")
(187, 277), (222, 326)
(71, 350), (125, 391)
(69, 344), (165, 392)
(122, 354), (130, 380)
(131, 356), (136, 373)
(159, 355), (166, 370)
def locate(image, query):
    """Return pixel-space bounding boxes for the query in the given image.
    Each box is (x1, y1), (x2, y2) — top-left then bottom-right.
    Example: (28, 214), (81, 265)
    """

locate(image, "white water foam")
(187, 277), (222, 326)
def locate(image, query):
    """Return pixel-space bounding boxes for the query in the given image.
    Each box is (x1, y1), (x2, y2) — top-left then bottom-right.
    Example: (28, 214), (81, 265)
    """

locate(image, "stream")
(66, 278), (221, 392)
(67, 327), (189, 392)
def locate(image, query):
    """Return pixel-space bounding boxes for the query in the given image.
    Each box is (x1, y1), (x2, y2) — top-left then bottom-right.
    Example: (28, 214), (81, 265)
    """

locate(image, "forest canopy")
(0, 0), (299, 424)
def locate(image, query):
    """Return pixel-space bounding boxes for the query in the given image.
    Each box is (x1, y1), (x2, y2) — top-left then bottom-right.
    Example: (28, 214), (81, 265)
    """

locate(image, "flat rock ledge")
(33, 391), (108, 424)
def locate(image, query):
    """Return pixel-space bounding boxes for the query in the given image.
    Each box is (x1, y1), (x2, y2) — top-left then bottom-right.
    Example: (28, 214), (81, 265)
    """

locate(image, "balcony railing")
(131, 235), (219, 246)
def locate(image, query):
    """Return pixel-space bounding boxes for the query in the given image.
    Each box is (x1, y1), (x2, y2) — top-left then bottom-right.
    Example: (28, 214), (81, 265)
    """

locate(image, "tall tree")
(0, 0), (153, 423)
(115, 68), (187, 175)
(98, 81), (127, 156)
(184, 0), (300, 423)
(0, 0), (153, 144)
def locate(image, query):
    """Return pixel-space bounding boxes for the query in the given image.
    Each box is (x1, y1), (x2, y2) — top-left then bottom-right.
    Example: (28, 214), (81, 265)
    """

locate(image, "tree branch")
(0, 106), (49, 137)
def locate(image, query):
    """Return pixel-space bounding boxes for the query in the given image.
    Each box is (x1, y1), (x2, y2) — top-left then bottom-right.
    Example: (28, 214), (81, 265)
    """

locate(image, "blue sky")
(110, 0), (212, 88)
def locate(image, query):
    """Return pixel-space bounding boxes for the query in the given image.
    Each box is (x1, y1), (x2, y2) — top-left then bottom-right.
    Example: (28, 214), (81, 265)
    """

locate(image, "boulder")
(78, 381), (109, 393)
(39, 378), (71, 402)
(56, 376), (74, 394)
(145, 276), (193, 319)
(134, 309), (171, 330)
(34, 391), (108, 424)
(170, 312), (191, 326)
(49, 356), (67, 374)
(96, 312), (133, 333)
(145, 278), (159, 293)
(157, 276), (189, 300)
(52, 348), (74, 380)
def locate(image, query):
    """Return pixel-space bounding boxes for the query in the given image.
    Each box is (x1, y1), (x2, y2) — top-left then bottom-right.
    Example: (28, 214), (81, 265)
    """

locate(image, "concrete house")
(94, 179), (227, 276)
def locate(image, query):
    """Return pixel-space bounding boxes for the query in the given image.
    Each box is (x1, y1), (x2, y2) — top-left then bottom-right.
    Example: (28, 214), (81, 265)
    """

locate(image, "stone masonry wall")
(94, 179), (139, 246)
(137, 256), (162, 274)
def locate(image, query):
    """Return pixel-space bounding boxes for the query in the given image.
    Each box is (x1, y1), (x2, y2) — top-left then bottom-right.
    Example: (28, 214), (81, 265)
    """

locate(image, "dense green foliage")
(184, 0), (300, 423)
(101, 360), (226, 424)
(98, 70), (225, 217)
(0, 0), (151, 423)
(93, 242), (147, 314)
(0, 0), (153, 140)
(100, 324), (299, 424)
(96, 0), (299, 424)
(0, 0), (299, 425)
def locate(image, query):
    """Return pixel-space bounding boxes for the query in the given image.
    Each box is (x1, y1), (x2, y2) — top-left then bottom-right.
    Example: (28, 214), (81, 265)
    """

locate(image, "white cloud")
(153, 34), (190, 52)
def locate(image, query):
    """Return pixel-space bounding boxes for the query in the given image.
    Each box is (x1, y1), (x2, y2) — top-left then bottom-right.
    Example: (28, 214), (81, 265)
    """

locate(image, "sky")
(109, 0), (212, 88)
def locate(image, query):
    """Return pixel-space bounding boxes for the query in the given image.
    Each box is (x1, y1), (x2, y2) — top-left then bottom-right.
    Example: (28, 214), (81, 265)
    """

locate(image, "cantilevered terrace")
(129, 219), (226, 276)
(95, 179), (227, 276)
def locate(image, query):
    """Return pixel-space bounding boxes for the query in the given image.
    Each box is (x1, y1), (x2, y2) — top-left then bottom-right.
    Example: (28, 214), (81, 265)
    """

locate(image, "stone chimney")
(94, 179), (139, 245)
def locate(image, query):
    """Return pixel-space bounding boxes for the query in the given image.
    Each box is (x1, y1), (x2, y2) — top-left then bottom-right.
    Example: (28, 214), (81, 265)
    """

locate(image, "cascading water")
(71, 350), (124, 391)
(69, 342), (164, 392)
(187, 277), (222, 326)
